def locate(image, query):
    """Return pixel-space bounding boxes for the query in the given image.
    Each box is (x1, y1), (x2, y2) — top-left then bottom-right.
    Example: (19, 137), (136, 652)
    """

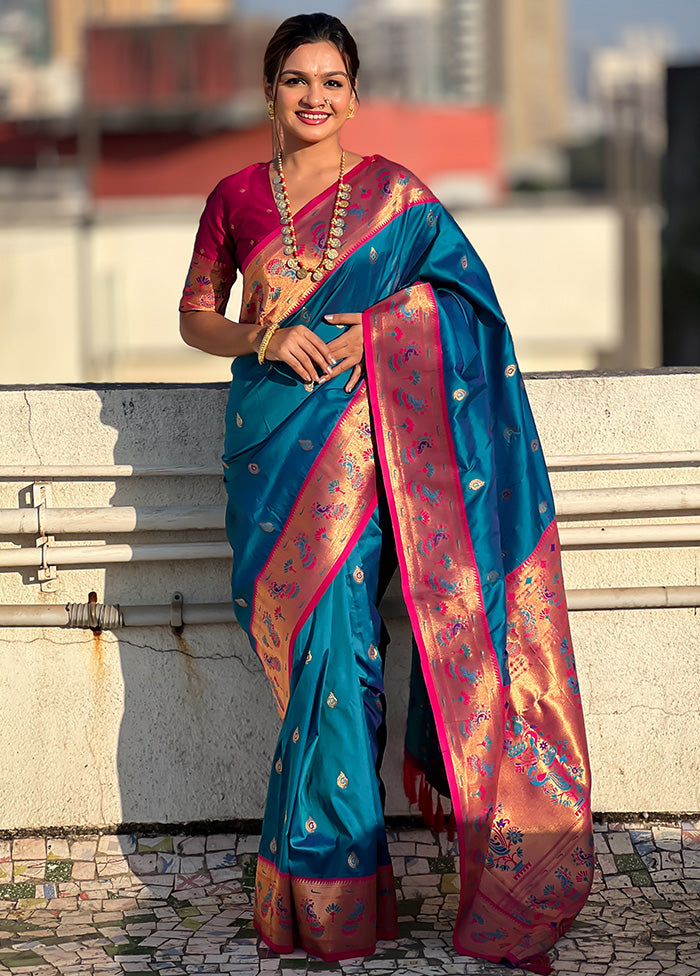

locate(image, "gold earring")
(267, 100), (275, 120)
(348, 103), (355, 119)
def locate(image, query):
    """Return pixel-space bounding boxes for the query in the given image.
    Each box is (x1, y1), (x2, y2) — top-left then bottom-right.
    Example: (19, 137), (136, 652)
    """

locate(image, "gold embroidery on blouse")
(353, 566), (365, 583)
(327, 691), (338, 708)
(337, 771), (348, 789)
(305, 817), (317, 834)
(368, 644), (379, 661)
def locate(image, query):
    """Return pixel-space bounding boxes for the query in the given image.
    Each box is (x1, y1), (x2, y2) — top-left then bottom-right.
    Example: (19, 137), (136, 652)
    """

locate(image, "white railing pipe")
(0, 506), (224, 535)
(0, 541), (231, 568)
(554, 483), (700, 518)
(1, 523), (700, 570)
(566, 586), (700, 610)
(1, 585), (699, 629)
(558, 522), (700, 549)
(0, 485), (698, 537)
(0, 465), (222, 479)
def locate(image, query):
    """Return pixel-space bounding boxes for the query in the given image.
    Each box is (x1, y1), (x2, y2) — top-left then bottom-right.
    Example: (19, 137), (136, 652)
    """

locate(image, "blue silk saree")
(180, 155), (593, 972)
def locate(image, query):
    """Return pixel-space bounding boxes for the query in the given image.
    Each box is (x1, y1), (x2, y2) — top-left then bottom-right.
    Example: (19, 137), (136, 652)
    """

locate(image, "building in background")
(663, 62), (700, 367)
(352, 0), (444, 103)
(48, 0), (235, 66)
(358, 0), (568, 183)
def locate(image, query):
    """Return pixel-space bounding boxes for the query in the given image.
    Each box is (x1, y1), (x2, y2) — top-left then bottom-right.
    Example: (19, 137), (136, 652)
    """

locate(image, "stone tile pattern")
(0, 821), (698, 974)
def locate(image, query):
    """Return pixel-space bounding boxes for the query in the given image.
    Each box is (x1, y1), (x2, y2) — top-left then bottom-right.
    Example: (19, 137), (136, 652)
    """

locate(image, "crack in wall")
(0, 633), (258, 672)
(22, 392), (42, 463)
(109, 636), (261, 673)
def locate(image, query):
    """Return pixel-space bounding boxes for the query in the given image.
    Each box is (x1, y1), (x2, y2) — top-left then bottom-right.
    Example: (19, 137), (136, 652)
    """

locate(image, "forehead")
(281, 40), (347, 75)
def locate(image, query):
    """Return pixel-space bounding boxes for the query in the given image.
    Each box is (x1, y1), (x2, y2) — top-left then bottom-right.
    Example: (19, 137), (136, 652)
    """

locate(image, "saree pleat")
(185, 155), (593, 970)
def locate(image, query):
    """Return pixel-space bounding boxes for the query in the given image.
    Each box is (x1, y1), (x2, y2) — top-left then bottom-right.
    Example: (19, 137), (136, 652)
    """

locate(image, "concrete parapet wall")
(0, 370), (698, 830)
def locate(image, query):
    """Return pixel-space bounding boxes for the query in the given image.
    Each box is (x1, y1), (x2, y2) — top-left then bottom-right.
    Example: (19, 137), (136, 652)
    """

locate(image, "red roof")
(92, 101), (501, 199)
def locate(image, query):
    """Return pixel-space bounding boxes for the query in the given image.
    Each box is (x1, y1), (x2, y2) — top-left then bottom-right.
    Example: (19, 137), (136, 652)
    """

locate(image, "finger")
(303, 332), (336, 371)
(345, 364), (363, 393)
(324, 313), (362, 328)
(294, 348), (323, 383)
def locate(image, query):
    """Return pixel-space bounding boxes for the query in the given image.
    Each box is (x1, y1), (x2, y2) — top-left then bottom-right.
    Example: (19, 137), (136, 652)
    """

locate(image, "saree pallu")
(215, 157), (592, 971)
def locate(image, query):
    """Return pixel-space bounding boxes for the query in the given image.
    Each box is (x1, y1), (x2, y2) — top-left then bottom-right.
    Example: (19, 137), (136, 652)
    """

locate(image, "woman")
(179, 13), (593, 974)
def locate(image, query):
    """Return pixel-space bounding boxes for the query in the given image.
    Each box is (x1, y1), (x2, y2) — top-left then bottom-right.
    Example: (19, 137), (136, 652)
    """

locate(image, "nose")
(300, 83), (328, 108)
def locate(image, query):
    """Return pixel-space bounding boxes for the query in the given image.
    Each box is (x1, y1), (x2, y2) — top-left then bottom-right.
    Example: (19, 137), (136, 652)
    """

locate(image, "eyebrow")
(279, 69), (348, 79)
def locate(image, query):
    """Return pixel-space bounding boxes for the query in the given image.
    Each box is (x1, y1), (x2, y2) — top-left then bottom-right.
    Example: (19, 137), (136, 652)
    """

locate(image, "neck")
(278, 139), (343, 176)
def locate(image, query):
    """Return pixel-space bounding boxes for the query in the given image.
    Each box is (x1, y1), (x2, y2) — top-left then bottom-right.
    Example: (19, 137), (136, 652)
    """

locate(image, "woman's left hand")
(323, 313), (364, 392)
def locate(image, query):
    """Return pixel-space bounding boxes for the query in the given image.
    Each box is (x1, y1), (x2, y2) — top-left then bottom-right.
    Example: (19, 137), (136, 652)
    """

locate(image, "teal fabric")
(222, 196), (556, 895)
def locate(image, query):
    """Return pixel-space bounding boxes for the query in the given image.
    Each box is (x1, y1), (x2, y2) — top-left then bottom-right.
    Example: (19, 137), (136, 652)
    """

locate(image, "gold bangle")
(257, 322), (279, 365)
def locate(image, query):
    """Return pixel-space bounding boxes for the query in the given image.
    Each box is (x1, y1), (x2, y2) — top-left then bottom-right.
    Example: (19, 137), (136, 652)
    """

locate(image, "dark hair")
(264, 13), (359, 98)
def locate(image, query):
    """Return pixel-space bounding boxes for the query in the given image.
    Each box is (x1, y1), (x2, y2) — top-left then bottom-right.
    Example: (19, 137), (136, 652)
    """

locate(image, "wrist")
(249, 324), (265, 355)
(257, 322), (279, 365)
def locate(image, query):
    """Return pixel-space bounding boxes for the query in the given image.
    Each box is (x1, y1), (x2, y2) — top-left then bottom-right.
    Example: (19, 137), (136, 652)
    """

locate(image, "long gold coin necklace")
(272, 151), (350, 282)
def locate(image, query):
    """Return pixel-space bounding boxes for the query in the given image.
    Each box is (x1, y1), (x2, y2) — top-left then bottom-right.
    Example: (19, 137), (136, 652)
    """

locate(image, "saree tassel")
(419, 776), (433, 825)
(434, 794), (445, 834)
(403, 753), (419, 805)
(519, 952), (553, 975)
(446, 808), (456, 843)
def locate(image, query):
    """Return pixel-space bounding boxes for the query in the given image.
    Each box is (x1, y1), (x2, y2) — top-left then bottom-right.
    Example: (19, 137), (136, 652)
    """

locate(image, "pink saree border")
(363, 282), (592, 970)
(362, 284), (504, 927)
(249, 388), (378, 718)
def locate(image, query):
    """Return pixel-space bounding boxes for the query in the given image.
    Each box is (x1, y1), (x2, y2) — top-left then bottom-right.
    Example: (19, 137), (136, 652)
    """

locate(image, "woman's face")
(269, 41), (355, 150)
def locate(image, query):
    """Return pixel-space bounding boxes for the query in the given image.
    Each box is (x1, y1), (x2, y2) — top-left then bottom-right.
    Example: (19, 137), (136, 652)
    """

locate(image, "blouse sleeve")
(179, 181), (238, 314)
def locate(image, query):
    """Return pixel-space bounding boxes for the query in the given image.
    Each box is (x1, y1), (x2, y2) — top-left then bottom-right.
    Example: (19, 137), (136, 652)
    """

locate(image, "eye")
(325, 79), (343, 88)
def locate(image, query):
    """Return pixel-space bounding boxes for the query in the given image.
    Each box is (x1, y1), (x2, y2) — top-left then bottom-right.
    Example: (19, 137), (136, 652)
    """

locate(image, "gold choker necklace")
(272, 151), (350, 282)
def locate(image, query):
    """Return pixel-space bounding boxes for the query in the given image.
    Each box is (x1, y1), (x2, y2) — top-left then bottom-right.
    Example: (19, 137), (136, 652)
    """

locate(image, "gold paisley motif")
(292, 727), (300, 744)
(275, 758), (282, 774)
(353, 566), (365, 583)
(505, 364), (517, 377)
(368, 644), (379, 661)
(337, 771), (348, 789)
(453, 388), (466, 401)
(270, 838), (277, 854)
(305, 816), (317, 834)
(327, 691), (338, 708)
(469, 478), (485, 491)
(234, 598), (247, 607)
(236, 412), (243, 428)
(348, 851), (359, 869)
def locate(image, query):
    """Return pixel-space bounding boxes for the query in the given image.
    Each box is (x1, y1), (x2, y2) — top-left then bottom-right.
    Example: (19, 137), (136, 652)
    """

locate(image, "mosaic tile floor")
(0, 821), (699, 975)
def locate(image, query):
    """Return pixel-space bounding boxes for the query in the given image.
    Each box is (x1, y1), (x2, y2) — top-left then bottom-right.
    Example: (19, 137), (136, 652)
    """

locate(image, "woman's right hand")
(264, 324), (336, 384)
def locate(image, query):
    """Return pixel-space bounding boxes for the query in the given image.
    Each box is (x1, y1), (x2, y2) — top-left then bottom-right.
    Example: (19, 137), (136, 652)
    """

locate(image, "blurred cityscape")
(0, 0), (698, 382)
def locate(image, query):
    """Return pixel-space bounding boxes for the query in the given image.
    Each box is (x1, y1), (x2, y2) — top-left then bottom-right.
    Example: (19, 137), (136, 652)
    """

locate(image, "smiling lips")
(296, 111), (331, 125)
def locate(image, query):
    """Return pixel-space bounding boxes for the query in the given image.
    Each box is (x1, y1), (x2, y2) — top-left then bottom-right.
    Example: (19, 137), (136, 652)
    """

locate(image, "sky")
(238, 0), (700, 58)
